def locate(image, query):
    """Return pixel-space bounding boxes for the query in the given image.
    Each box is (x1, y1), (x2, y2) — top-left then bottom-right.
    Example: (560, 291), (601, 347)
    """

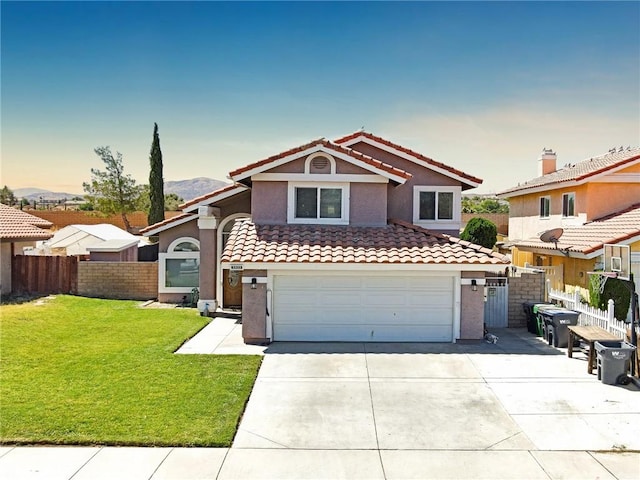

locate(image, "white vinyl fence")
(547, 287), (637, 339)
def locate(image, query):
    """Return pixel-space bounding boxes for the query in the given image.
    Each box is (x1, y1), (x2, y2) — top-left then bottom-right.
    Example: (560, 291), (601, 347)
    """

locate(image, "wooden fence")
(11, 255), (78, 295)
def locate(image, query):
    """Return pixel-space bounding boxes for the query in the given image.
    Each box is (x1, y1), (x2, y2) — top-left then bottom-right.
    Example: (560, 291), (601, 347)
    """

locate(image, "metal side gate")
(484, 277), (508, 328)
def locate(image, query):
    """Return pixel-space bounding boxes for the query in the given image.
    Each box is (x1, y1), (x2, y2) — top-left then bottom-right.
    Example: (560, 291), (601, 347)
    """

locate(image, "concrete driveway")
(224, 328), (640, 478)
(2, 328), (639, 480)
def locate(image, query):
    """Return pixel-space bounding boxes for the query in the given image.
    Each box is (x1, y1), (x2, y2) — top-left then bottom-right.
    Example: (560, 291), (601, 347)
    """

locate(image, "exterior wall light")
(471, 279), (478, 291)
(251, 278), (257, 289)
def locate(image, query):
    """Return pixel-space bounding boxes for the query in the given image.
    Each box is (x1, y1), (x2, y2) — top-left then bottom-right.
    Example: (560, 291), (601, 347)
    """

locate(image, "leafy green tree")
(0, 185), (16, 205)
(83, 147), (142, 231)
(478, 198), (508, 213)
(148, 123), (165, 225)
(137, 185), (183, 215)
(164, 193), (183, 211)
(461, 195), (509, 213)
(460, 217), (497, 249)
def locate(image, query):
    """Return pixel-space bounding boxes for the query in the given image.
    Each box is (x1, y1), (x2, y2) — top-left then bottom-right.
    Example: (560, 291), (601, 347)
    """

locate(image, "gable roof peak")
(228, 136), (412, 184)
(334, 131), (483, 189)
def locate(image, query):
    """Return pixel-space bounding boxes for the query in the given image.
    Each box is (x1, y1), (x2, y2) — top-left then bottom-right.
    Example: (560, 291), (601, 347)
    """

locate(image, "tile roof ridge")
(322, 139), (412, 180)
(335, 132), (482, 185)
(228, 136), (411, 181)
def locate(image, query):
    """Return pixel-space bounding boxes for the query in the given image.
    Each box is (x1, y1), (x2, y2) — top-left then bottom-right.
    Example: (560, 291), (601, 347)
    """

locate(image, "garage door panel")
(273, 274), (455, 342)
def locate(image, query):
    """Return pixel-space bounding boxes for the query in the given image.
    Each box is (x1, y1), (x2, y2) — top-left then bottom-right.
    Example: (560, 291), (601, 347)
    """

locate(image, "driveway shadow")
(262, 328), (564, 356)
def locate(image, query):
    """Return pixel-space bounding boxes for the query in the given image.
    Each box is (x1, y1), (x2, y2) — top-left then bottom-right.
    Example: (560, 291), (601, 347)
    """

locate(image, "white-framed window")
(287, 182), (349, 224)
(562, 192), (575, 217)
(159, 237), (200, 293)
(413, 186), (461, 228)
(539, 196), (550, 218)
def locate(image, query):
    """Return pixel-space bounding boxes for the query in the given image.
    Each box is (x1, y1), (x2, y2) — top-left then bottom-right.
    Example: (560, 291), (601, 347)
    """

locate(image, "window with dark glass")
(540, 196), (550, 218)
(562, 193), (575, 217)
(295, 188), (317, 218)
(419, 191), (453, 220)
(295, 187), (342, 219)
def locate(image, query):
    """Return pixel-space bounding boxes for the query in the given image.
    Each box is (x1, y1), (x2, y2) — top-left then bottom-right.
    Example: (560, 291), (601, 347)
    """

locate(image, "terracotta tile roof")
(515, 203), (640, 255)
(334, 131), (483, 186)
(228, 138), (412, 182)
(139, 212), (196, 235)
(0, 203), (53, 240)
(179, 183), (247, 211)
(221, 219), (508, 266)
(499, 146), (640, 196)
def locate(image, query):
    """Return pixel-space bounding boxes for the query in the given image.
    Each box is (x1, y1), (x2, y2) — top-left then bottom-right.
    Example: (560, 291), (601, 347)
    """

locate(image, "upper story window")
(562, 192), (575, 217)
(539, 196), (550, 218)
(413, 186), (461, 228)
(287, 182), (349, 224)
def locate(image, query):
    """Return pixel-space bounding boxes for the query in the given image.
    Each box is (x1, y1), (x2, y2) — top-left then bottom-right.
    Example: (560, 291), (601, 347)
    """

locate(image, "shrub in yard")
(460, 217), (497, 250)
(589, 275), (631, 322)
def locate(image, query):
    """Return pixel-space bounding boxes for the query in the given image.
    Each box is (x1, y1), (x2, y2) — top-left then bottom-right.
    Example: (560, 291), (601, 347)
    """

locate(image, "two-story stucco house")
(497, 146), (640, 291)
(142, 132), (508, 343)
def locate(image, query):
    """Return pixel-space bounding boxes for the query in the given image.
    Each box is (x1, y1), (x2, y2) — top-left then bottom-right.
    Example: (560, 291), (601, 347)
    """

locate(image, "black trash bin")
(523, 302), (554, 335)
(535, 305), (580, 347)
(594, 341), (635, 385)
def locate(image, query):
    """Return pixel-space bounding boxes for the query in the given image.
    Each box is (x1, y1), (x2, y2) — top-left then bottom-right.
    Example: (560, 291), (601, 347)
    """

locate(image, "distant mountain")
(14, 188), (83, 201)
(12, 177), (228, 204)
(164, 177), (228, 202)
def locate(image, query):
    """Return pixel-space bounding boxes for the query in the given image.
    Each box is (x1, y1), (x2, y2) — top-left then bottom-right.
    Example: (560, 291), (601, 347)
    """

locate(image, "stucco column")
(197, 207), (220, 316)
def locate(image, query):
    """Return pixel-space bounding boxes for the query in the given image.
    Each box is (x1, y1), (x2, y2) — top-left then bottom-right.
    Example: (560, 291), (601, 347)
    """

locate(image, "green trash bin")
(594, 340), (635, 385)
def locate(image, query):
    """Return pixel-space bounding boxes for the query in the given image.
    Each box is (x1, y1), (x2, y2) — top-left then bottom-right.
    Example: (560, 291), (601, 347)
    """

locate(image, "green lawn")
(0, 295), (262, 447)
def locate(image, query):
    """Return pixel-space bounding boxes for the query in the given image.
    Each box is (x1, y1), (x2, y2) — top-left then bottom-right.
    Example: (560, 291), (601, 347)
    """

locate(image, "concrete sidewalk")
(2, 327), (639, 479)
(1, 446), (638, 479)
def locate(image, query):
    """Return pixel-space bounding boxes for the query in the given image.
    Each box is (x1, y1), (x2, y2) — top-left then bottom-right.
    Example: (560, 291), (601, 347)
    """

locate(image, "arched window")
(159, 237), (200, 293)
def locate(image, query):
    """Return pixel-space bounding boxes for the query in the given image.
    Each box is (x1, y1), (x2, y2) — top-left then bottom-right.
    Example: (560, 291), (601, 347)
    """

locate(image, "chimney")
(538, 148), (557, 176)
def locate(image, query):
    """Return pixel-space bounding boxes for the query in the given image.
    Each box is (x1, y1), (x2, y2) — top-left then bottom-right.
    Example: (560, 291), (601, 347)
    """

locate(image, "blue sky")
(2, 1), (639, 195)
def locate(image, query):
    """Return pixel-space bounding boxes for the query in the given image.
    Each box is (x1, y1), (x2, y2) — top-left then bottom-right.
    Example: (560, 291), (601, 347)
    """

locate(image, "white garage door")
(273, 274), (455, 342)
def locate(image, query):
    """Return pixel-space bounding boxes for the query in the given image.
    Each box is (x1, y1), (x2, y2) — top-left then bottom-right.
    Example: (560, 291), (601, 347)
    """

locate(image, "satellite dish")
(539, 228), (564, 244)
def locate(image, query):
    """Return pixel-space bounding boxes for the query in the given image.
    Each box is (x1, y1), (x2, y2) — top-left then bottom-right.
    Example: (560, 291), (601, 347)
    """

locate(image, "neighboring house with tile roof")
(0, 203), (53, 295)
(497, 147), (640, 291)
(142, 133), (508, 343)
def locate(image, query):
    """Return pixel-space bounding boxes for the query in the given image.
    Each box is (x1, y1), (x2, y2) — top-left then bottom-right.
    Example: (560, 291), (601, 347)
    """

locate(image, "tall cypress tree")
(148, 122), (165, 225)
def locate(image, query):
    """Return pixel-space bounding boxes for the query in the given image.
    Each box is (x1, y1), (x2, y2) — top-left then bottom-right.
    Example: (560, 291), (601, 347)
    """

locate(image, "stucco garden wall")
(78, 262), (158, 300)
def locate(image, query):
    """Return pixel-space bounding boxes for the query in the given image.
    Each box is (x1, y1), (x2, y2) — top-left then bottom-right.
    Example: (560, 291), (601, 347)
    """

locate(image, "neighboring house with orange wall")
(497, 146), (640, 292)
